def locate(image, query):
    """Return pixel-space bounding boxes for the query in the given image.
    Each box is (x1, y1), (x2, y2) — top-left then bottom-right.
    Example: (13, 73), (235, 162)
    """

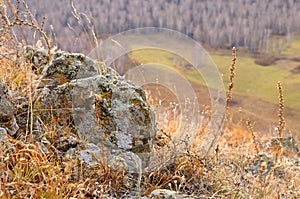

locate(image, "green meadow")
(127, 35), (300, 110)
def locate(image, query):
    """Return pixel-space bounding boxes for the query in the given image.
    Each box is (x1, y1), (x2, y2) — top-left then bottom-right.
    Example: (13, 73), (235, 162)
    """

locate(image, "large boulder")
(23, 46), (156, 193)
(29, 48), (156, 160)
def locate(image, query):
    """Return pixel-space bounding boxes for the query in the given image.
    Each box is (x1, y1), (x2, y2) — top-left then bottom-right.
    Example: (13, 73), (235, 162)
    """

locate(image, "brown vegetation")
(0, 1), (300, 198)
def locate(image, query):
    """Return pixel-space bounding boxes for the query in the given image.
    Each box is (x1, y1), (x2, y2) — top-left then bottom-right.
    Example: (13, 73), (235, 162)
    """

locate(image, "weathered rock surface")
(28, 47), (156, 161)
(22, 46), (156, 193)
(0, 83), (19, 135)
(0, 46), (156, 195)
(24, 46), (49, 75)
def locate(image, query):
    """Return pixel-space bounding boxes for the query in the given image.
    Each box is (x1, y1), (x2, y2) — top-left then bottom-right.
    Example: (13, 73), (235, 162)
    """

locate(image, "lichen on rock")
(30, 48), (156, 157)
(21, 46), (157, 194)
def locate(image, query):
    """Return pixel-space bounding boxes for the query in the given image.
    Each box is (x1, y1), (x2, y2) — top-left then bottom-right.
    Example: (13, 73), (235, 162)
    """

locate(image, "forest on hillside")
(3, 0), (300, 53)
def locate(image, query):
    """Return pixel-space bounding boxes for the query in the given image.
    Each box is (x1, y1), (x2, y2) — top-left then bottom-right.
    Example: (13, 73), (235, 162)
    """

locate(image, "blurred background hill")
(5, 0), (300, 53)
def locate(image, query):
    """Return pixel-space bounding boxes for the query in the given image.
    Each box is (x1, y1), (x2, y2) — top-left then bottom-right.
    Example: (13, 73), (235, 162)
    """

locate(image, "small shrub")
(254, 55), (278, 66)
(291, 65), (300, 74)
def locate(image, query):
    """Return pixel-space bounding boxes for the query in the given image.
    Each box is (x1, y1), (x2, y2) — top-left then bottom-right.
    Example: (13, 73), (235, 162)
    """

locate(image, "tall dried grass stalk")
(225, 47), (237, 111)
(276, 81), (285, 138)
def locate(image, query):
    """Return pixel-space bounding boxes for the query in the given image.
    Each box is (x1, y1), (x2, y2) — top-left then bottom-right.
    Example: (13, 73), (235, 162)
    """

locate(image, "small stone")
(0, 127), (7, 134)
(150, 189), (176, 199)
(268, 136), (299, 156)
(109, 150), (142, 193)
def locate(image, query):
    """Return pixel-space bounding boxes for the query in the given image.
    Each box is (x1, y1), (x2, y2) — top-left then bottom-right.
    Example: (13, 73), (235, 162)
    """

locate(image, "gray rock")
(248, 153), (274, 176)
(75, 143), (105, 166)
(0, 127), (7, 134)
(27, 47), (156, 194)
(0, 83), (19, 136)
(24, 46), (49, 75)
(0, 130), (15, 155)
(32, 49), (155, 165)
(109, 150), (142, 193)
(68, 142), (142, 194)
(269, 136), (299, 155)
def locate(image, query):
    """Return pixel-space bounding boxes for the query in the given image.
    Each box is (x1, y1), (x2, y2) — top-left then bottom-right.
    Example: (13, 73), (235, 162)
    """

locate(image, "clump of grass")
(0, 133), (128, 198)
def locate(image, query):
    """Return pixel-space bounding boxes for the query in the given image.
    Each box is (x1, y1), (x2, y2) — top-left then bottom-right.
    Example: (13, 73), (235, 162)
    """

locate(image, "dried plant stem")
(0, 0), (51, 63)
(246, 120), (259, 156)
(0, 0), (9, 27)
(4, 20), (51, 62)
(225, 47), (237, 112)
(246, 120), (265, 197)
(276, 81), (285, 138)
(71, 1), (96, 51)
(6, 0), (27, 43)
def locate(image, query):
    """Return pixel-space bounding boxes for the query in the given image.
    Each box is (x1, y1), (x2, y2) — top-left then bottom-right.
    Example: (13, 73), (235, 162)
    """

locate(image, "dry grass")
(0, 133), (128, 198)
(0, 1), (300, 198)
(140, 128), (300, 198)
